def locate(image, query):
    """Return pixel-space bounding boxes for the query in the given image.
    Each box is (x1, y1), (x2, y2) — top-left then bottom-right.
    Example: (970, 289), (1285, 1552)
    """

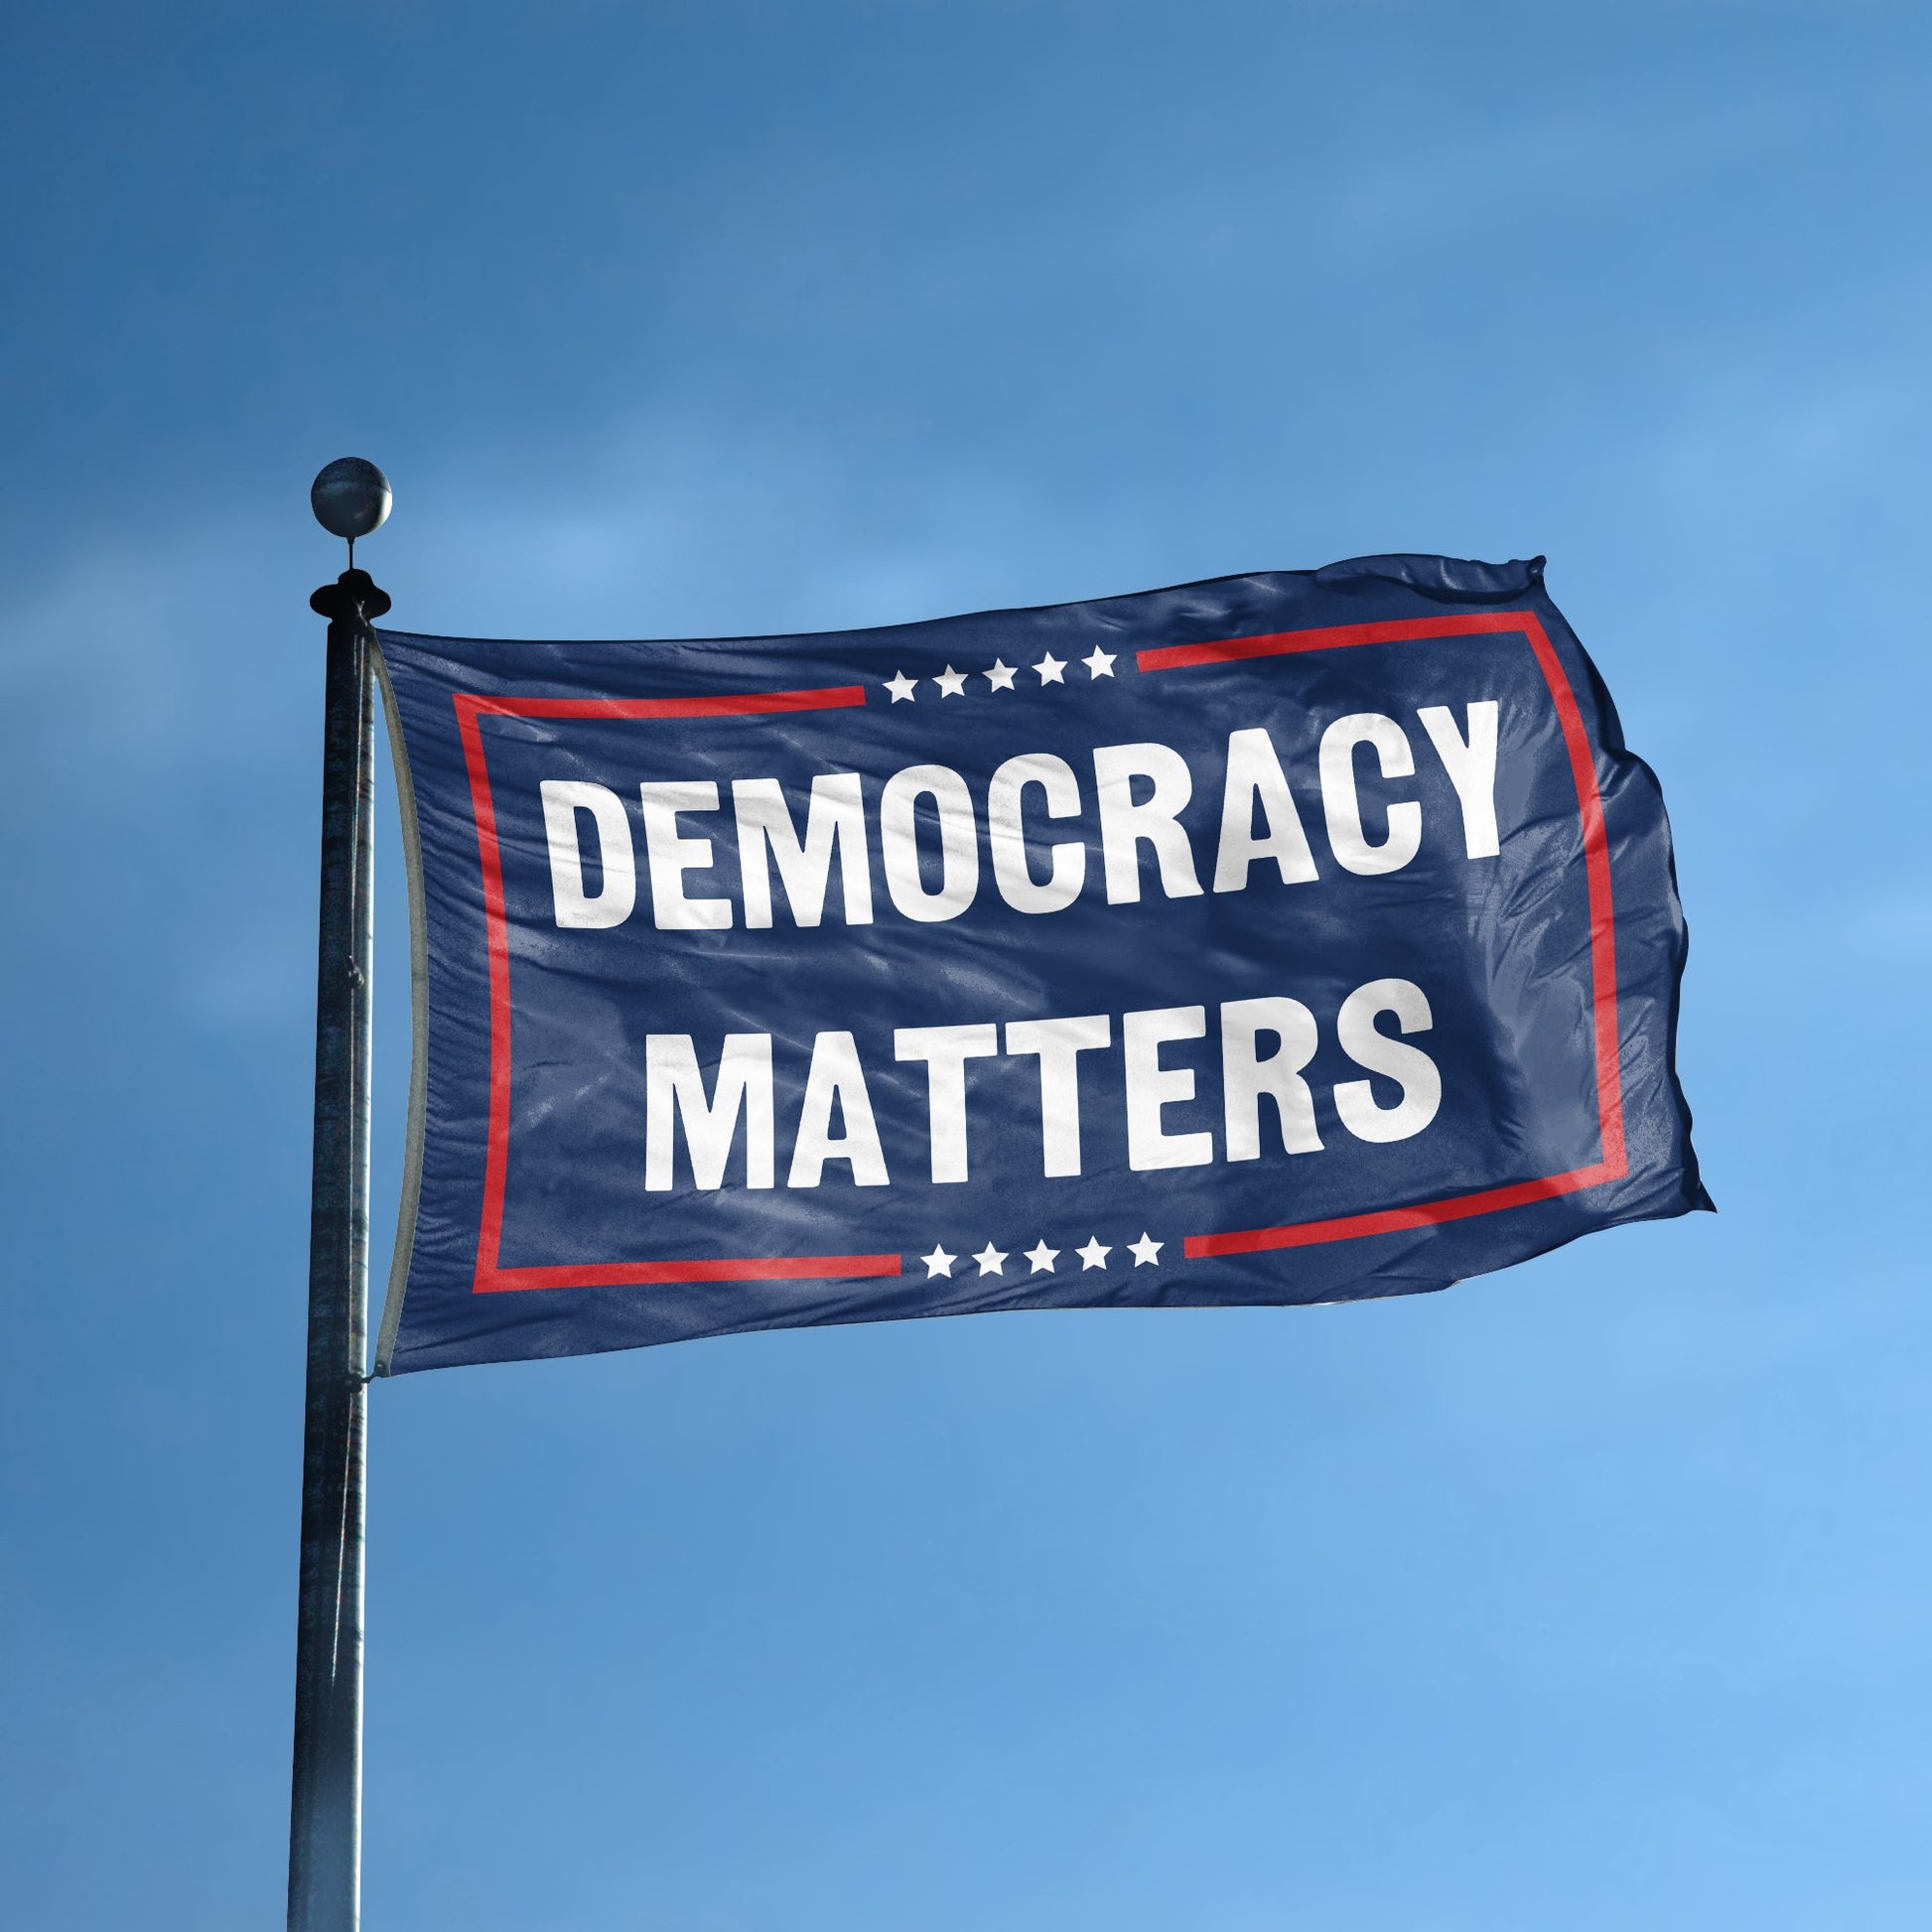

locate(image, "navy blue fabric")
(375, 555), (1707, 1374)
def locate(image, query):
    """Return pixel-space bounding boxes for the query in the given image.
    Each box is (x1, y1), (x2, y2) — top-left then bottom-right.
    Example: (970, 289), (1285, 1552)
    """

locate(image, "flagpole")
(291, 461), (391, 1932)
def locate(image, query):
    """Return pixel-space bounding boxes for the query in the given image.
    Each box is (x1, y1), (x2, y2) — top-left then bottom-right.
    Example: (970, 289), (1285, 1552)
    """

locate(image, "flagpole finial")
(311, 457), (392, 569)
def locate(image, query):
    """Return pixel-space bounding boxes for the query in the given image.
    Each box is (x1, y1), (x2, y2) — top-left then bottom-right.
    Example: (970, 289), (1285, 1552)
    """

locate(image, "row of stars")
(883, 648), (1118, 703)
(918, 1233), (1164, 1279)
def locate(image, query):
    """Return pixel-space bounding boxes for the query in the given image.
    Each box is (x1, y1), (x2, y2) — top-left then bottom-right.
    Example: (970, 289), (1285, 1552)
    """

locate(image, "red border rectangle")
(453, 611), (1625, 1293)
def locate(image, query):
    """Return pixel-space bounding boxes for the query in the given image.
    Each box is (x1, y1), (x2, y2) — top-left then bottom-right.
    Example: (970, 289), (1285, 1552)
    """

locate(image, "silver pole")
(291, 462), (391, 1932)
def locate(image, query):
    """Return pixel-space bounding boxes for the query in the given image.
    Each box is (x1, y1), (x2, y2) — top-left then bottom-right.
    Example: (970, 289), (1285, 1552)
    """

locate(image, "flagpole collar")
(311, 569), (391, 624)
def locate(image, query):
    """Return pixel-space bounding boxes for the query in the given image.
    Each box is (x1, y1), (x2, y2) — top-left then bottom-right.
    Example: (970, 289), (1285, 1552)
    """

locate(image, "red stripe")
(476, 1253), (903, 1294)
(454, 695), (513, 1276)
(1136, 611), (1539, 672)
(1519, 616), (1627, 1179)
(467, 686), (866, 720)
(1184, 1164), (1615, 1257)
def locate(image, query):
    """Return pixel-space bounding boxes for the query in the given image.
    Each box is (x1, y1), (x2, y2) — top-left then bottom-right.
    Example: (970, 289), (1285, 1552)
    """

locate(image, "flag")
(370, 554), (1707, 1374)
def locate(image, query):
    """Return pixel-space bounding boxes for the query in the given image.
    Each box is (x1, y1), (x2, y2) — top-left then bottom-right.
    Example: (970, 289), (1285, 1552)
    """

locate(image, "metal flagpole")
(290, 460), (392, 1932)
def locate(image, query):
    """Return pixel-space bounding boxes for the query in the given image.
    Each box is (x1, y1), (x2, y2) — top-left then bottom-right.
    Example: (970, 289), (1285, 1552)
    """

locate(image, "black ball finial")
(311, 458), (393, 542)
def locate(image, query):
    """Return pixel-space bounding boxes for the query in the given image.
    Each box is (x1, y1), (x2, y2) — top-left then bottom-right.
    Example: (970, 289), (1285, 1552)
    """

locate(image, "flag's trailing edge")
(370, 555), (1708, 1375)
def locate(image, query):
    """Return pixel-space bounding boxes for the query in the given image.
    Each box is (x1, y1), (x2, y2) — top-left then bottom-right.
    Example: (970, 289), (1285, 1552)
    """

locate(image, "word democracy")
(539, 704), (1502, 931)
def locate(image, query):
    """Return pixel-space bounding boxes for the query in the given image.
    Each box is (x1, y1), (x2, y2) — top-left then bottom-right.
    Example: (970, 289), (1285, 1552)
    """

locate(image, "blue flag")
(371, 555), (1707, 1375)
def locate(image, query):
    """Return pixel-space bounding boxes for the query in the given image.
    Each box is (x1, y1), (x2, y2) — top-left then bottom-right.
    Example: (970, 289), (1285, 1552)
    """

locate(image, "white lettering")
(540, 780), (635, 929)
(1093, 742), (1203, 904)
(880, 764), (980, 923)
(1333, 978), (1441, 1143)
(733, 774), (873, 928)
(787, 1031), (890, 1186)
(1220, 997), (1323, 1159)
(1318, 714), (1422, 877)
(1418, 703), (1501, 859)
(1003, 1014), (1112, 1176)
(894, 1022), (1000, 1181)
(1122, 1005), (1213, 1170)
(639, 780), (733, 930)
(987, 754), (1086, 914)
(644, 1034), (774, 1188)
(1211, 728), (1319, 893)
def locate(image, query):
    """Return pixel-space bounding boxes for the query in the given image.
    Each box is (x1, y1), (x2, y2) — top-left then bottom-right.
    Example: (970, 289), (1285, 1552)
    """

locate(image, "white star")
(1129, 1232), (1164, 1267)
(884, 670), (917, 703)
(1075, 1236), (1112, 1271)
(1081, 646), (1117, 679)
(1033, 652), (1066, 685)
(1024, 1239), (1059, 1275)
(973, 1241), (1009, 1277)
(932, 664), (968, 697)
(921, 1245), (956, 1279)
(983, 658), (1018, 692)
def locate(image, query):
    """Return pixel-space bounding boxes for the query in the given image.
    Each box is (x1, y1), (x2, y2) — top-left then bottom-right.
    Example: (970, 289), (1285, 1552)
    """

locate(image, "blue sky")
(3, 3), (1930, 1926)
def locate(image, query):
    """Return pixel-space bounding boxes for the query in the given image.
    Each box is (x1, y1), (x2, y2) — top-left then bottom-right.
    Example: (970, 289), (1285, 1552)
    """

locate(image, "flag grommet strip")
(371, 642), (433, 1376)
